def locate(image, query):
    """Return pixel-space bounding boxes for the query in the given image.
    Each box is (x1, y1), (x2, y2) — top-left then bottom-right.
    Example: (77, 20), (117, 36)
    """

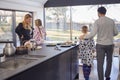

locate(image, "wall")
(0, 0), (47, 25)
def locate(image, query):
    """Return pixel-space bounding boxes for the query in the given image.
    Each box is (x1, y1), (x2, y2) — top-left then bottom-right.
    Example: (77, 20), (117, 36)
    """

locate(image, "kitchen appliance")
(3, 42), (16, 56)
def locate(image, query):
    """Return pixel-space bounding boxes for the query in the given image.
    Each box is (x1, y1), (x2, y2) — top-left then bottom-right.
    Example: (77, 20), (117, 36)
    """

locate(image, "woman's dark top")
(15, 23), (33, 45)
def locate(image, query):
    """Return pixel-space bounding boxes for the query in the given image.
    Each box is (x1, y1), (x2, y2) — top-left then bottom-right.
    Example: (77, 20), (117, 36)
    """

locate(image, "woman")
(33, 19), (46, 45)
(79, 26), (95, 80)
(15, 14), (33, 45)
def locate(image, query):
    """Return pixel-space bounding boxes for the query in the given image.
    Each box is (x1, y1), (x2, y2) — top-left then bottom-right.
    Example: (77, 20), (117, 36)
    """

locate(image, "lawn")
(46, 29), (120, 41)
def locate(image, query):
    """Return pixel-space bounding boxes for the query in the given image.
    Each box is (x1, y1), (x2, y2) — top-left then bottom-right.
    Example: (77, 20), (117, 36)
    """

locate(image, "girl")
(79, 26), (95, 80)
(33, 19), (46, 45)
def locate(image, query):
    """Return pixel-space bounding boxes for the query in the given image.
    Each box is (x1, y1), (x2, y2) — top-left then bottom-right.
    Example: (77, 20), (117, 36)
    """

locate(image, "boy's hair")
(82, 26), (88, 33)
(82, 26), (88, 29)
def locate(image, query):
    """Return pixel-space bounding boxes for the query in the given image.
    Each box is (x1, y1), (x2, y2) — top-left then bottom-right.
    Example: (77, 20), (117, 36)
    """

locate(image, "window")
(72, 4), (120, 41)
(0, 10), (12, 52)
(45, 7), (71, 41)
(45, 4), (120, 57)
(71, 5), (97, 40)
(45, 4), (120, 42)
(0, 10), (12, 41)
(0, 9), (32, 52)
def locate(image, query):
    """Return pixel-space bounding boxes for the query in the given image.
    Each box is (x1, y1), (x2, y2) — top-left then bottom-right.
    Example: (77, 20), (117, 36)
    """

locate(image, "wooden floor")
(79, 57), (119, 80)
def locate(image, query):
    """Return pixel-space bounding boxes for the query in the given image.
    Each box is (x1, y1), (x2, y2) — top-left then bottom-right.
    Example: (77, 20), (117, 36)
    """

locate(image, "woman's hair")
(82, 26), (88, 33)
(35, 19), (42, 26)
(23, 14), (32, 29)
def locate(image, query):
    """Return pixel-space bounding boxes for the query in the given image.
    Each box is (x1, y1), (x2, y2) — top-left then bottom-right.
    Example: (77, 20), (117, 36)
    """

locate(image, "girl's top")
(78, 39), (95, 65)
(33, 26), (46, 45)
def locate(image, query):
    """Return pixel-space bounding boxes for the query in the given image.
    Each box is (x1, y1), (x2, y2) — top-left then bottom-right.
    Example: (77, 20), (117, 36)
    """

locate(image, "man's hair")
(97, 6), (106, 14)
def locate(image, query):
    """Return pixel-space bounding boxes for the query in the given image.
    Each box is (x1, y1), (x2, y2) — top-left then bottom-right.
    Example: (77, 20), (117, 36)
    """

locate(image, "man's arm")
(84, 21), (98, 39)
(113, 22), (119, 36)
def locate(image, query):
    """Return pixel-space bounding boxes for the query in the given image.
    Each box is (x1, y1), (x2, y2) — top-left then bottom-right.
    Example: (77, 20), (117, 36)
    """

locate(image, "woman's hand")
(24, 40), (32, 49)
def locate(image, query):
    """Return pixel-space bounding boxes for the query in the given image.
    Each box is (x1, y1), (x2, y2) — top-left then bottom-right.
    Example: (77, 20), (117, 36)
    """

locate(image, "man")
(81, 7), (118, 80)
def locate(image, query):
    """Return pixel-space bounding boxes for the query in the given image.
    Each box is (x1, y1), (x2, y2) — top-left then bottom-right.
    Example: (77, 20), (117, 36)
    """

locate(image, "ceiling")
(45, 0), (120, 7)
(2, 0), (48, 7)
(28, 0), (48, 4)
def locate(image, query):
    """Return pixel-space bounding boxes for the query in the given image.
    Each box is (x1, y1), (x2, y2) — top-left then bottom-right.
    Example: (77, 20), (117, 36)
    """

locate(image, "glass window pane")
(71, 5), (97, 41)
(0, 10), (12, 41)
(45, 7), (71, 41)
(72, 4), (120, 57)
(0, 10), (12, 52)
(72, 4), (120, 41)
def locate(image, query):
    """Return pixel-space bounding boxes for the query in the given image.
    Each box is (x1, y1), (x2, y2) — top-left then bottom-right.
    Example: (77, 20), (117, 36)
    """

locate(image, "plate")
(60, 45), (71, 47)
(36, 46), (42, 50)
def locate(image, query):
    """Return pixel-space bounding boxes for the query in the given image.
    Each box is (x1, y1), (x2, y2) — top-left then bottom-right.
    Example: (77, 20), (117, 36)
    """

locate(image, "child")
(79, 26), (95, 80)
(33, 19), (46, 45)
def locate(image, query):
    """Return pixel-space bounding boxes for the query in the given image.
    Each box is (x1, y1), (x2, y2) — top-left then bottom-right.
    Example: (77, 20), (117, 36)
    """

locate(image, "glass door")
(0, 10), (13, 52)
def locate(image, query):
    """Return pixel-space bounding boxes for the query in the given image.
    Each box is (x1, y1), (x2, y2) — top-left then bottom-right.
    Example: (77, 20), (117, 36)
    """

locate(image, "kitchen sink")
(0, 58), (36, 70)
(0, 54), (46, 70)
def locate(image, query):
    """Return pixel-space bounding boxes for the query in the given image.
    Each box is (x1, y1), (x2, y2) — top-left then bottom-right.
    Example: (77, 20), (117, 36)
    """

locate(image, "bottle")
(74, 37), (77, 44)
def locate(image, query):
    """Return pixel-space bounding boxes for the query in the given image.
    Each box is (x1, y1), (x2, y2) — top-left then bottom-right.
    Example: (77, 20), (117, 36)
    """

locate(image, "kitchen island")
(0, 44), (79, 80)
(118, 48), (120, 80)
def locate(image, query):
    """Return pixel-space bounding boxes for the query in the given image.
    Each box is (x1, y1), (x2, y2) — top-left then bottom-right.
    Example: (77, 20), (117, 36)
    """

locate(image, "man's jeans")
(96, 44), (114, 80)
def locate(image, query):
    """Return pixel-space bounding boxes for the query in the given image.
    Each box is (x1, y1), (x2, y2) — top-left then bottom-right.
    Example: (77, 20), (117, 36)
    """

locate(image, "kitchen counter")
(0, 44), (79, 80)
(115, 41), (120, 80)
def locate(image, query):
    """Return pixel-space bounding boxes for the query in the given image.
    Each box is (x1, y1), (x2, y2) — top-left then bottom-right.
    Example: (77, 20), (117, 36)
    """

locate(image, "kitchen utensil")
(15, 46), (28, 55)
(3, 42), (16, 56)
